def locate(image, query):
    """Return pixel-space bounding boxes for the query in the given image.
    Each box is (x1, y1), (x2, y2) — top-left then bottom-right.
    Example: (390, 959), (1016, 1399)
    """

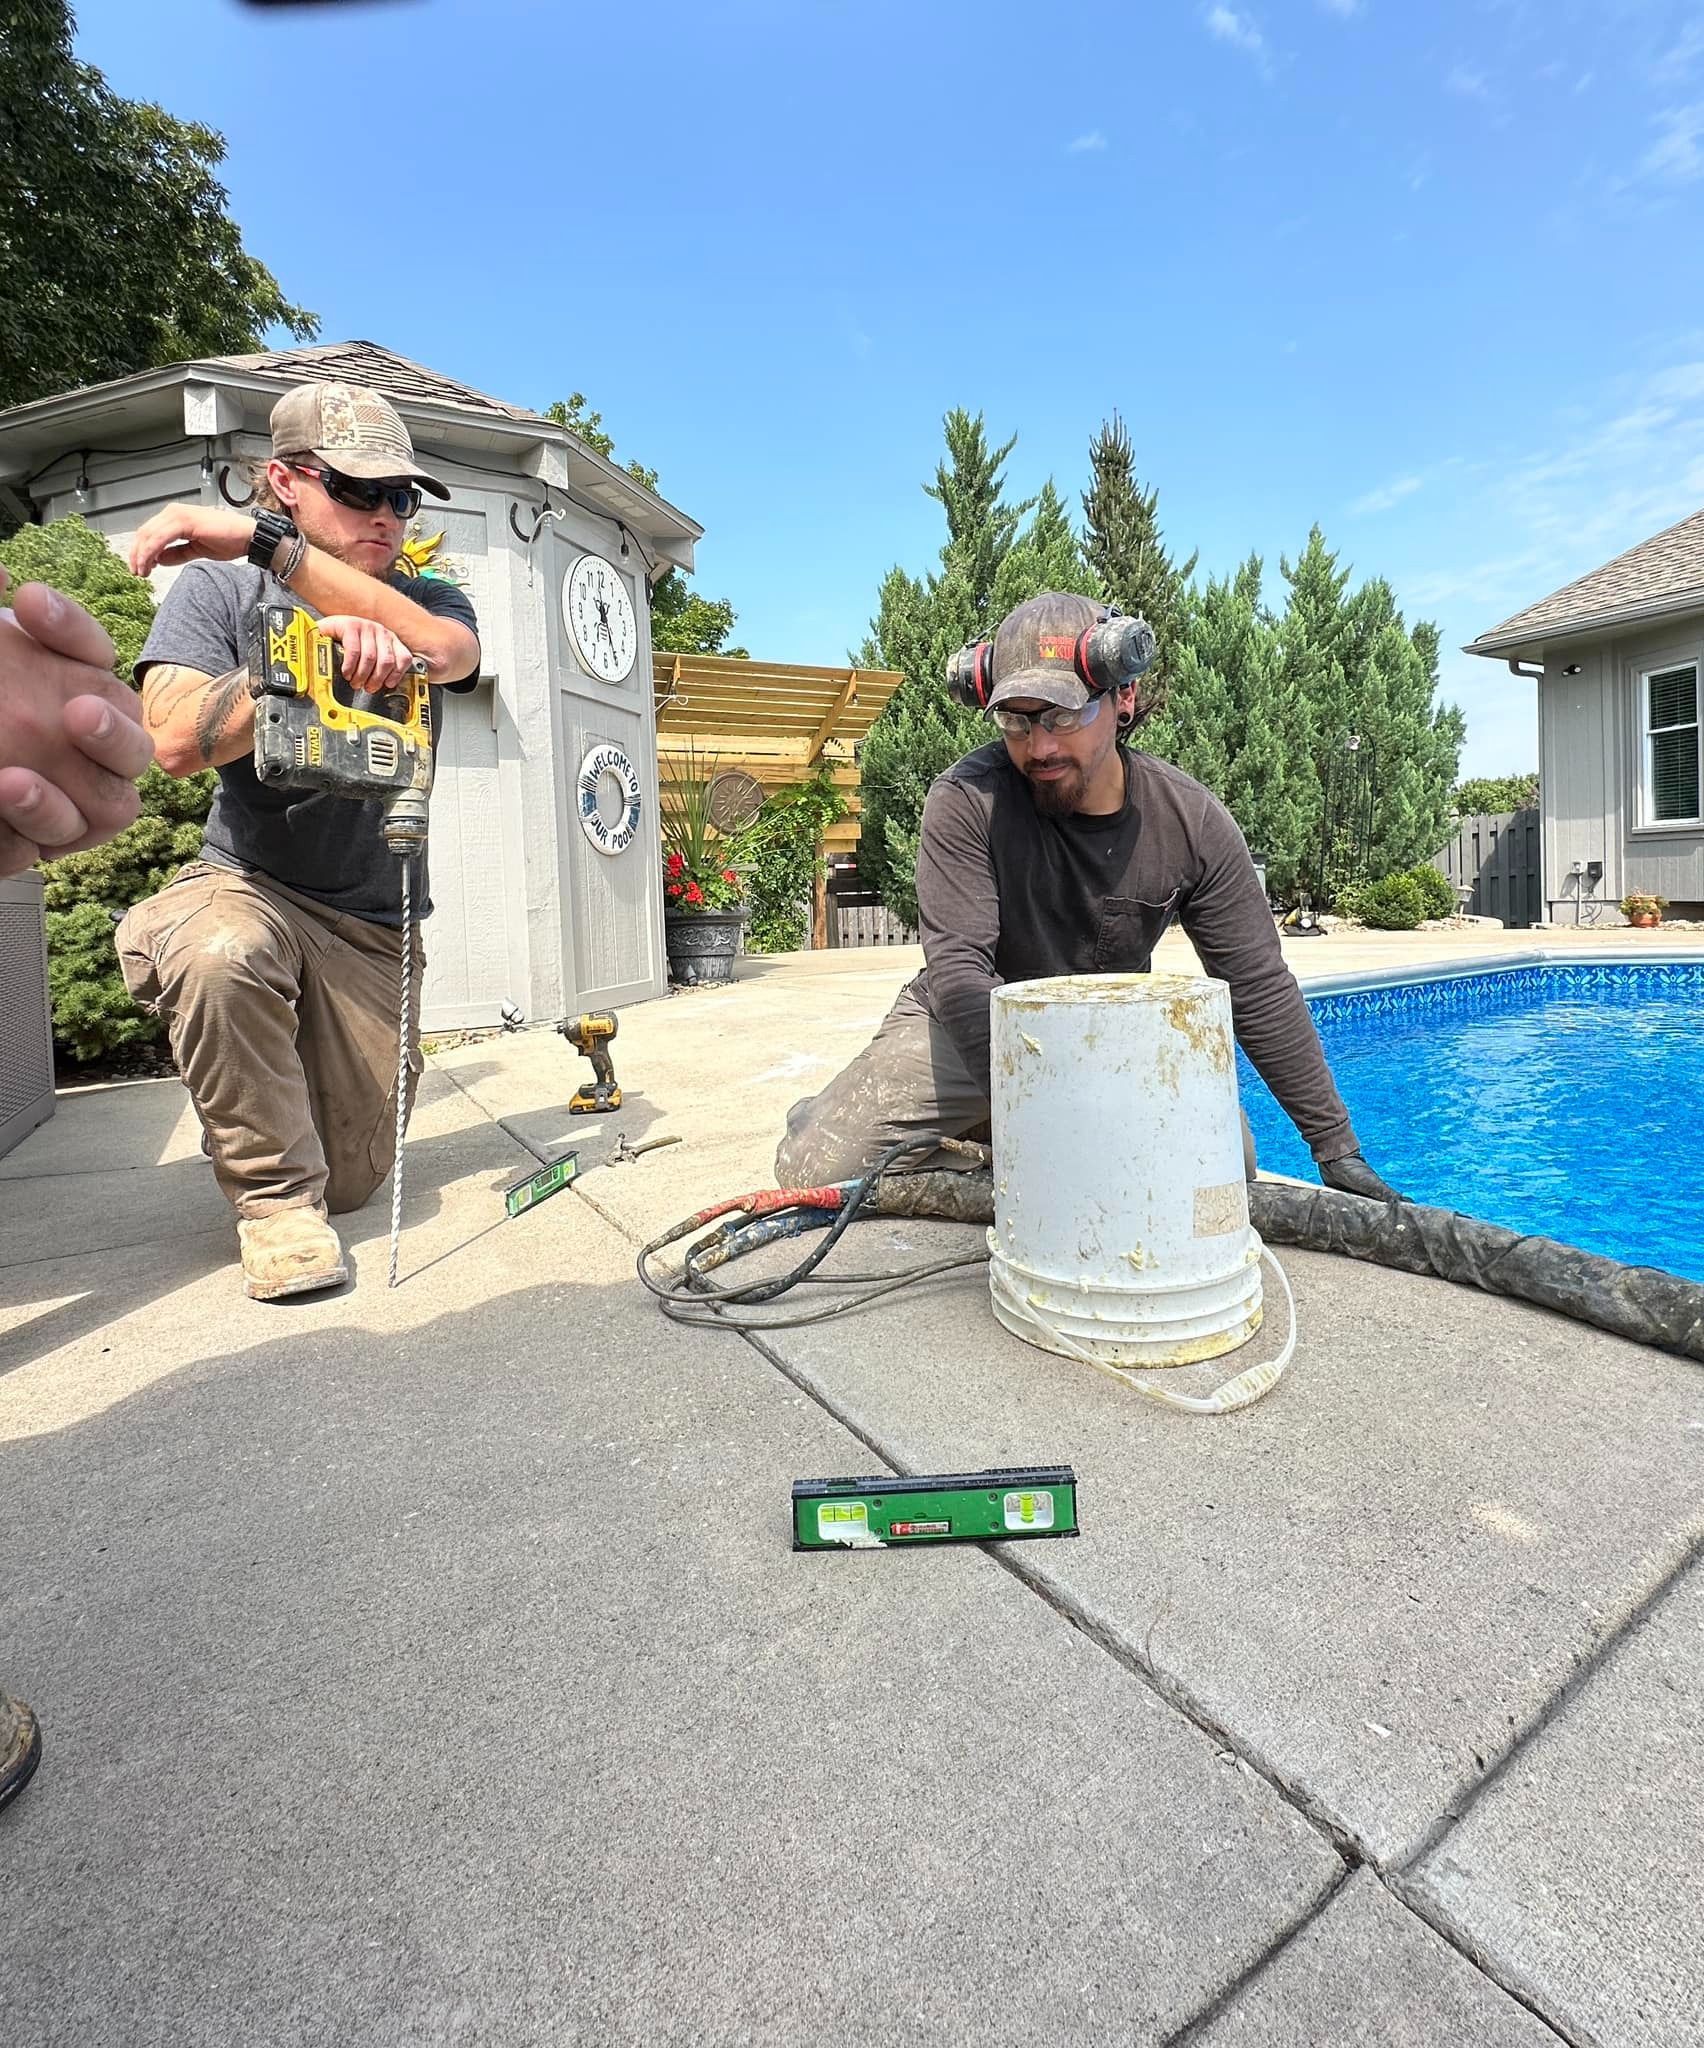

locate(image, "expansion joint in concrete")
(1157, 1865), (1355, 2048)
(1393, 1523), (1704, 1882)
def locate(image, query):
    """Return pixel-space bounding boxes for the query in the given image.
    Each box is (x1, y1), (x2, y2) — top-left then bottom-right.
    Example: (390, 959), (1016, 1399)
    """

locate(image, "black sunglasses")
(290, 463), (422, 521)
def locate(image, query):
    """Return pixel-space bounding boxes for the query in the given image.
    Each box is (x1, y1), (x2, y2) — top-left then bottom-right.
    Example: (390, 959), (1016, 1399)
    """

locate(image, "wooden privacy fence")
(828, 894), (918, 949)
(1432, 808), (1542, 928)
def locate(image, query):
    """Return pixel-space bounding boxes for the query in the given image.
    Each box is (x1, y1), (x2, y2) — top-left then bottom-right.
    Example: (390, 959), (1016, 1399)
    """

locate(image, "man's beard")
(301, 527), (392, 578)
(1026, 764), (1086, 816)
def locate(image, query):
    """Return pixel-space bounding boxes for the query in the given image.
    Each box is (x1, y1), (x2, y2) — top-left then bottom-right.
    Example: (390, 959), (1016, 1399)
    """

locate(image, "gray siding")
(1539, 609), (1704, 917)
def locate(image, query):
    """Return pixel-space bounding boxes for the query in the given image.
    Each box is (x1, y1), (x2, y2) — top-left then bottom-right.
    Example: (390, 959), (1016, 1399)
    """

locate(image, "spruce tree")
(858, 416), (1061, 922)
(1080, 412), (1197, 702)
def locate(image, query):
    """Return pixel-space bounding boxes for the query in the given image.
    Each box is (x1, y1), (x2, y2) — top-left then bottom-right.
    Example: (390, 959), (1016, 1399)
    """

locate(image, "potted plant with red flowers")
(660, 746), (748, 985)
(1619, 891), (1667, 929)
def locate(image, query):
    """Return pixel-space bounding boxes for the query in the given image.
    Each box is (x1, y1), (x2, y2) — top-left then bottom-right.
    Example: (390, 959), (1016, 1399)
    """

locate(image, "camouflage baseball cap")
(985, 591), (1105, 712)
(269, 381), (449, 499)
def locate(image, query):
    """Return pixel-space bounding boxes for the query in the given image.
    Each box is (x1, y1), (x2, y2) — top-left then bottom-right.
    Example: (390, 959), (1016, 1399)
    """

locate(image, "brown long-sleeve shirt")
(911, 741), (1358, 1164)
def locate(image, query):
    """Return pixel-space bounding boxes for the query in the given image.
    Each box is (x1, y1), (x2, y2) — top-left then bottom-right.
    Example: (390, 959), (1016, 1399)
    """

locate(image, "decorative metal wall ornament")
(577, 742), (644, 857)
(706, 768), (765, 832)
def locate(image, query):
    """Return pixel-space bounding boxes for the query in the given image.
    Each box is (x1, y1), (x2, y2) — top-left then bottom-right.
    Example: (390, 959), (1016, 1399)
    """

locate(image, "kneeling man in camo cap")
(777, 591), (1401, 1203)
(118, 381), (482, 1301)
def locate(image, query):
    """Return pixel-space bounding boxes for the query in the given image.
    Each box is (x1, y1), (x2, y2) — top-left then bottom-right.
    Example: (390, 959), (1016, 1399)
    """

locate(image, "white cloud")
(1067, 130), (1107, 153)
(1446, 64), (1492, 102)
(1351, 474), (1424, 516)
(1653, 21), (1704, 80)
(1373, 355), (1704, 773)
(1646, 360), (1704, 402)
(1319, 0), (1360, 14)
(1639, 103), (1704, 183)
(1204, 5), (1264, 57)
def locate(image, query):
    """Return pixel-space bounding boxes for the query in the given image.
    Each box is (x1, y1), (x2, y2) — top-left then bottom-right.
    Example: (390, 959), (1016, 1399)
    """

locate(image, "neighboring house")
(1467, 510), (1704, 923)
(0, 340), (702, 1029)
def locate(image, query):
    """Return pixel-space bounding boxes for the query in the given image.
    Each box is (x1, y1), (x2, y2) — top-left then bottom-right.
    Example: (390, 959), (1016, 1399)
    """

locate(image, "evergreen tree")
(1081, 412), (1197, 703)
(990, 480), (1102, 615)
(1275, 532), (1464, 899)
(857, 437), (1101, 924)
(926, 411), (1032, 627)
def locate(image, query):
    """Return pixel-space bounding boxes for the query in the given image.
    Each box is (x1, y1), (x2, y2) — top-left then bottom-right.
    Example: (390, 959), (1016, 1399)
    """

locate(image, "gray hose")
(866, 1171), (1704, 1366)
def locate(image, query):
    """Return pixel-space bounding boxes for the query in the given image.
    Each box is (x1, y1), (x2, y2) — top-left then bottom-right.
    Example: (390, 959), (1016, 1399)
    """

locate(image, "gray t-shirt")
(137, 560), (480, 926)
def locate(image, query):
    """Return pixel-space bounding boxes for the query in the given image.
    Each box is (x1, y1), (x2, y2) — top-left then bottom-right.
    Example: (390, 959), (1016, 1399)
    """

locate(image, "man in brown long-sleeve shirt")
(777, 590), (1401, 1202)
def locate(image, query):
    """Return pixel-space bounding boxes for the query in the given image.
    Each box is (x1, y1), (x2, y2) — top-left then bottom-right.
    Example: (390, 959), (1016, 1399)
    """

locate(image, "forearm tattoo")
(143, 666), (209, 731)
(193, 667), (251, 764)
(143, 664), (251, 764)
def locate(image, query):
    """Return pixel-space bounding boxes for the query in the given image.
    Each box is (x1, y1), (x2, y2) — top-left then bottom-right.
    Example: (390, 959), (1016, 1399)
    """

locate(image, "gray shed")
(1466, 510), (1704, 923)
(0, 340), (703, 1030)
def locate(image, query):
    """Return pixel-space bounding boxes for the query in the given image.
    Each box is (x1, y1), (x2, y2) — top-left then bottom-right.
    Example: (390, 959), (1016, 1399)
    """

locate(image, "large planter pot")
(1631, 913), (1660, 929)
(665, 907), (747, 987)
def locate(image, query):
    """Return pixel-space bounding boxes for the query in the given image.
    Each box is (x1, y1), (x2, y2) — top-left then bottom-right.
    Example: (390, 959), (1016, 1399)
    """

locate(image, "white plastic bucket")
(989, 973), (1284, 1404)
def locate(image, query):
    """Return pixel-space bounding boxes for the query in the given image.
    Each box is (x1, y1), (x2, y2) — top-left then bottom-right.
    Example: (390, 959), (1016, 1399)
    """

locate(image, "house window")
(1643, 662), (1701, 824)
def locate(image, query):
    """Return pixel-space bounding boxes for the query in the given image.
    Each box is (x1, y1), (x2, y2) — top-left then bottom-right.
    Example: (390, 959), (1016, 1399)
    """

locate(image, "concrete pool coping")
(1287, 940), (1704, 998)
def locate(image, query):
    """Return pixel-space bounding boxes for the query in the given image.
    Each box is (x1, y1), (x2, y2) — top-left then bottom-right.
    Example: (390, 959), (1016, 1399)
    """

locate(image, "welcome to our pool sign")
(577, 742), (643, 857)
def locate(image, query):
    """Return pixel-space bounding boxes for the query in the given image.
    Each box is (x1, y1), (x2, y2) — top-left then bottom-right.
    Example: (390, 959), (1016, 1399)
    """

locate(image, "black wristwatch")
(247, 509), (299, 576)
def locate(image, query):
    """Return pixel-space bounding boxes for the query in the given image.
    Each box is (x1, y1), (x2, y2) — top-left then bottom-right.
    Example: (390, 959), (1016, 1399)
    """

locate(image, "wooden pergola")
(655, 648), (901, 824)
(653, 651), (904, 946)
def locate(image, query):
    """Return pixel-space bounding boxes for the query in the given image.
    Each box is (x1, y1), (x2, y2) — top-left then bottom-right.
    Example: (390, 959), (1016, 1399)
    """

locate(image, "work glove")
(1319, 1151), (1407, 1204)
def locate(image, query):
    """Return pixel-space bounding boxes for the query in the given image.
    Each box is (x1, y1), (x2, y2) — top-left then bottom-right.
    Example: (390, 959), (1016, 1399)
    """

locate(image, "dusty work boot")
(0, 1687), (41, 1811)
(237, 1204), (349, 1302)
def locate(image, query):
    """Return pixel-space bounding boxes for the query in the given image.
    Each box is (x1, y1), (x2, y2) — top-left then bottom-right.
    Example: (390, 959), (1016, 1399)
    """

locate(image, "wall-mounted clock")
(564, 553), (638, 684)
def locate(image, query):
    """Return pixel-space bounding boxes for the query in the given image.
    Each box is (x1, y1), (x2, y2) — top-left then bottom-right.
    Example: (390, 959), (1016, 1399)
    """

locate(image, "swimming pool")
(1238, 956), (1704, 1284)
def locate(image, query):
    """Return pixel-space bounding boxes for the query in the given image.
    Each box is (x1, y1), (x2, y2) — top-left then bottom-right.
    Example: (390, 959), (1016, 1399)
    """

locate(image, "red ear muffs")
(947, 614), (1158, 711)
(945, 640), (995, 709)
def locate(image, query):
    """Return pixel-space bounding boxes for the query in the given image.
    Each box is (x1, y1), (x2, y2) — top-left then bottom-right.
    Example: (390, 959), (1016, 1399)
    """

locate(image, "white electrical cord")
(988, 1244), (1298, 1414)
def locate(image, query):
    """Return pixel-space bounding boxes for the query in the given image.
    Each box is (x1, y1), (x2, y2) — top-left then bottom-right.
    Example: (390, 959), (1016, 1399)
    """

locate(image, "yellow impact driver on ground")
(247, 602), (434, 1287)
(248, 603), (433, 854)
(560, 1012), (621, 1114)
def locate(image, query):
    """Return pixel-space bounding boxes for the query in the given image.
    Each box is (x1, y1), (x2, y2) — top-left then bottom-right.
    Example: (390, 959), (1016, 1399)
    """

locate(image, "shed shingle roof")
(1470, 507), (1704, 655)
(208, 339), (550, 424)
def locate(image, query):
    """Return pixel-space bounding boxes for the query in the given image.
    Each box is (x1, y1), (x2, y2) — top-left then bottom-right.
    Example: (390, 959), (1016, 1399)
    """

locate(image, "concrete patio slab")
(710, 1220), (1704, 1870)
(1405, 1561), (1704, 2048)
(0, 1185), (1343, 2046)
(1192, 1870), (1559, 2046)
(7, 938), (1703, 2044)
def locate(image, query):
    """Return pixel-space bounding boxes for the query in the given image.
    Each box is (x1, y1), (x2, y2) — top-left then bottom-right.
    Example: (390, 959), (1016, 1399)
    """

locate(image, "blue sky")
(74, 0), (1704, 774)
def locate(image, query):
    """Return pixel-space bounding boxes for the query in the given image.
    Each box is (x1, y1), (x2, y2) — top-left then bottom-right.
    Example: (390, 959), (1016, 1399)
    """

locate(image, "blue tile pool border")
(1291, 949), (1704, 1026)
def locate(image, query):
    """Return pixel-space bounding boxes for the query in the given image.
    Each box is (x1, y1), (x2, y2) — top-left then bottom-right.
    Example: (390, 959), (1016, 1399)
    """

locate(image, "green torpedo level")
(791, 1466), (1080, 1551)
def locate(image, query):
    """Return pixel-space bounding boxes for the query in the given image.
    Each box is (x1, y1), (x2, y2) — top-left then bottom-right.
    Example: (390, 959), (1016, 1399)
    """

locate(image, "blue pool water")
(1238, 961), (1704, 1283)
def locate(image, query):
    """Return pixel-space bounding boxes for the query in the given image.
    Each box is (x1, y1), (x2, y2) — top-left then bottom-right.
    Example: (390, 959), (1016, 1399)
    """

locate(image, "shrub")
(1409, 864), (1458, 920)
(1454, 773), (1538, 816)
(1360, 874), (1426, 930)
(0, 516), (215, 1061)
(730, 773), (847, 954)
(1329, 880), (1369, 923)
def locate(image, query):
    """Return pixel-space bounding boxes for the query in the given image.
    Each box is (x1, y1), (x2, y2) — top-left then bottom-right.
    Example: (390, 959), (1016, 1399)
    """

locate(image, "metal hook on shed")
(217, 464), (256, 509)
(509, 497), (568, 547)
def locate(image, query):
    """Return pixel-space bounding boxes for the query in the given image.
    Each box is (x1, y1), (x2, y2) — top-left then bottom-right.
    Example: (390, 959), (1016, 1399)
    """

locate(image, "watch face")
(564, 554), (638, 683)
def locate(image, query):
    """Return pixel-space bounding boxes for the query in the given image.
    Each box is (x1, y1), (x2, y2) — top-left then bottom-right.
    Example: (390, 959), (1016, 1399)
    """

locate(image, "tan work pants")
(117, 861), (423, 1221)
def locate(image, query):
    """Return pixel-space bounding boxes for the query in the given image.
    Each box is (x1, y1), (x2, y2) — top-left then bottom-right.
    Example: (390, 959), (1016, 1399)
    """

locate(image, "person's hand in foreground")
(1319, 1151), (1407, 1204)
(0, 566), (156, 876)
